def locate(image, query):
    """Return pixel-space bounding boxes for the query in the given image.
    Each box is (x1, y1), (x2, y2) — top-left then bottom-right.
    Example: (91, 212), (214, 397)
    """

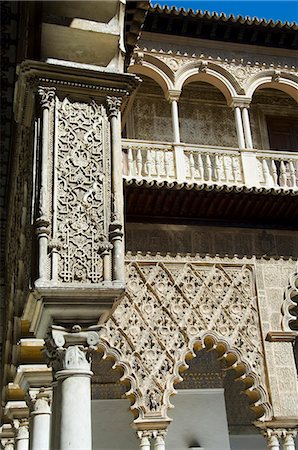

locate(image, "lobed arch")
(245, 70), (298, 103)
(175, 63), (241, 104)
(128, 60), (174, 98)
(97, 260), (273, 429)
(282, 271), (298, 331)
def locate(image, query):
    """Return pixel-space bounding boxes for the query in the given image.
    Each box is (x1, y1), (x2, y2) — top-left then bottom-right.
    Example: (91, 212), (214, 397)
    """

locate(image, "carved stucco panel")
(55, 98), (111, 283)
(100, 259), (271, 424)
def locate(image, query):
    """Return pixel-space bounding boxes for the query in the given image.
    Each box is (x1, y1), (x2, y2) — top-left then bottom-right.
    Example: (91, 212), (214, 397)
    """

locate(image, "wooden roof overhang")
(124, 179), (298, 229)
(143, 5), (298, 50)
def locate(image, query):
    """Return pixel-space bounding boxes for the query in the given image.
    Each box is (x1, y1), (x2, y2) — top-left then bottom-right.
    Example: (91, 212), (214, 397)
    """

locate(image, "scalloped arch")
(175, 62), (240, 103)
(245, 70), (298, 102)
(282, 271), (298, 331)
(97, 261), (273, 428)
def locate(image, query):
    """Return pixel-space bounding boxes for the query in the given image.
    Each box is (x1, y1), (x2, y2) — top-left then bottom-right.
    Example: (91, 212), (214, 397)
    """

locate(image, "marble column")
(234, 106), (246, 150)
(171, 100), (180, 143)
(14, 420), (29, 450)
(36, 87), (55, 282)
(106, 96), (125, 283)
(137, 431), (151, 450)
(29, 388), (51, 450)
(264, 429), (281, 450)
(154, 431), (167, 450)
(167, 90), (181, 144)
(45, 324), (100, 450)
(2, 440), (15, 450)
(242, 106), (253, 149)
(282, 429), (297, 450)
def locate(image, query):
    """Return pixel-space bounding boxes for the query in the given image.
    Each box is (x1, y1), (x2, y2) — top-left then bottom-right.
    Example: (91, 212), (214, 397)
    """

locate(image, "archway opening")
(91, 353), (138, 449)
(125, 74), (172, 142)
(168, 344), (266, 450)
(179, 81), (238, 147)
(251, 87), (298, 152)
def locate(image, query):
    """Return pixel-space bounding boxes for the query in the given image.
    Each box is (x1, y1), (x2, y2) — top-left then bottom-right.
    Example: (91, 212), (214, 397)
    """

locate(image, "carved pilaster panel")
(53, 97), (111, 284)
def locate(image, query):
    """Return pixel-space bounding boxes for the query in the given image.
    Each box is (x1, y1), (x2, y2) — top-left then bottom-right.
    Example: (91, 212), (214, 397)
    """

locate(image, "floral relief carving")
(56, 98), (111, 283)
(99, 260), (271, 425)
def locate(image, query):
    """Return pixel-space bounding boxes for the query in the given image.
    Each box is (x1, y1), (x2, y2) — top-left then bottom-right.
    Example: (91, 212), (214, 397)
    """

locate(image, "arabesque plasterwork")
(99, 259), (272, 426)
(55, 98), (111, 283)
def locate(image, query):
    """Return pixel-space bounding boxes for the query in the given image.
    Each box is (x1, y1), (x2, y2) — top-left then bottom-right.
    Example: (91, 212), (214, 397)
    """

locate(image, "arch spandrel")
(98, 259), (272, 428)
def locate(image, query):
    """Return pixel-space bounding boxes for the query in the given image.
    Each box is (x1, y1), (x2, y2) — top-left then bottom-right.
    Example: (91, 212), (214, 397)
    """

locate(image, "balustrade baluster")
(231, 155), (237, 183)
(289, 160), (297, 188)
(222, 155), (228, 183)
(214, 154), (220, 182)
(262, 158), (271, 186)
(271, 159), (278, 186)
(144, 149), (150, 177)
(189, 153), (195, 181)
(279, 160), (287, 187)
(156, 151), (161, 178)
(136, 148), (142, 177)
(206, 154), (212, 182)
(127, 146), (133, 177)
(197, 153), (203, 181)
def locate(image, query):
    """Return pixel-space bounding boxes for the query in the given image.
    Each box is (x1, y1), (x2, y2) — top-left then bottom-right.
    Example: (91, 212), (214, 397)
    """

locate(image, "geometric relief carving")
(99, 259), (272, 426)
(56, 98), (111, 283)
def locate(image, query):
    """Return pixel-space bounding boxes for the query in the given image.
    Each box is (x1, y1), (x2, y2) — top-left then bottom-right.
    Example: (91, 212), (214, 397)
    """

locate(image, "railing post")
(240, 150), (260, 187)
(174, 144), (186, 182)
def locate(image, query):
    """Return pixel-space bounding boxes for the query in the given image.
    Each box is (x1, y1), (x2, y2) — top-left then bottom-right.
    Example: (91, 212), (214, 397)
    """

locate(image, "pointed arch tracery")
(98, 259), (272, 428)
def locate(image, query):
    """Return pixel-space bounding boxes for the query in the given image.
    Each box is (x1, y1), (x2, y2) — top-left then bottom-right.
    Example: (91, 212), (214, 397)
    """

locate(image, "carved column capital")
(27, 388), (52, 416)
(106, 96), (122, 119)
(281, 429), (297, 449)
(45, 325), (100, 375)
(263, 428), (282, 449)
(37, 87), (56, 110)
(166, 89), (181, 103)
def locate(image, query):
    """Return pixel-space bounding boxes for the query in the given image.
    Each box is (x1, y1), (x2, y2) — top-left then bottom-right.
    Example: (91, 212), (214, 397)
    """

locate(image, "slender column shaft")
(57, 368), (93, 450)
(171, 100), (180, 143)
(30, 390), (51, 450)
(15, 421), (29, 450)
(234, 106), (245, 150)
(138, 433), (151, 450)
(242, 107), (253, 149)
(264, 429), (281, 450)
(36, 87), (55, 281)
(282, 430), (297, 450)
(107, 97), (125, 282)
(50, 381), (61, 450)
(154, 432), (166, 450)
(45, 325), (100, 450)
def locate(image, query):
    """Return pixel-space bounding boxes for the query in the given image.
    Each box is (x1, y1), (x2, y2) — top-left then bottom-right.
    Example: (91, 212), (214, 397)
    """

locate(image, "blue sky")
(151, 1), (298, 24)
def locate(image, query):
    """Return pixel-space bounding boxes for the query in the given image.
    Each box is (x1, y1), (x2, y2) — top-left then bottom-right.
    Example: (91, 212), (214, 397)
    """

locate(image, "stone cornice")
(14, 60), (142, 125)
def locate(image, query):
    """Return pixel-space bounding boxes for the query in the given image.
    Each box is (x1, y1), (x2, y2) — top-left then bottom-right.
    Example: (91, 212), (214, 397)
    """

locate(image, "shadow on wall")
(126, 223), (298, 260)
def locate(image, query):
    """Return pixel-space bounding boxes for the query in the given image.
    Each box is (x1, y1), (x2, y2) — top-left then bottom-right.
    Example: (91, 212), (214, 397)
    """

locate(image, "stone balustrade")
(122, 139), (298, 190)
